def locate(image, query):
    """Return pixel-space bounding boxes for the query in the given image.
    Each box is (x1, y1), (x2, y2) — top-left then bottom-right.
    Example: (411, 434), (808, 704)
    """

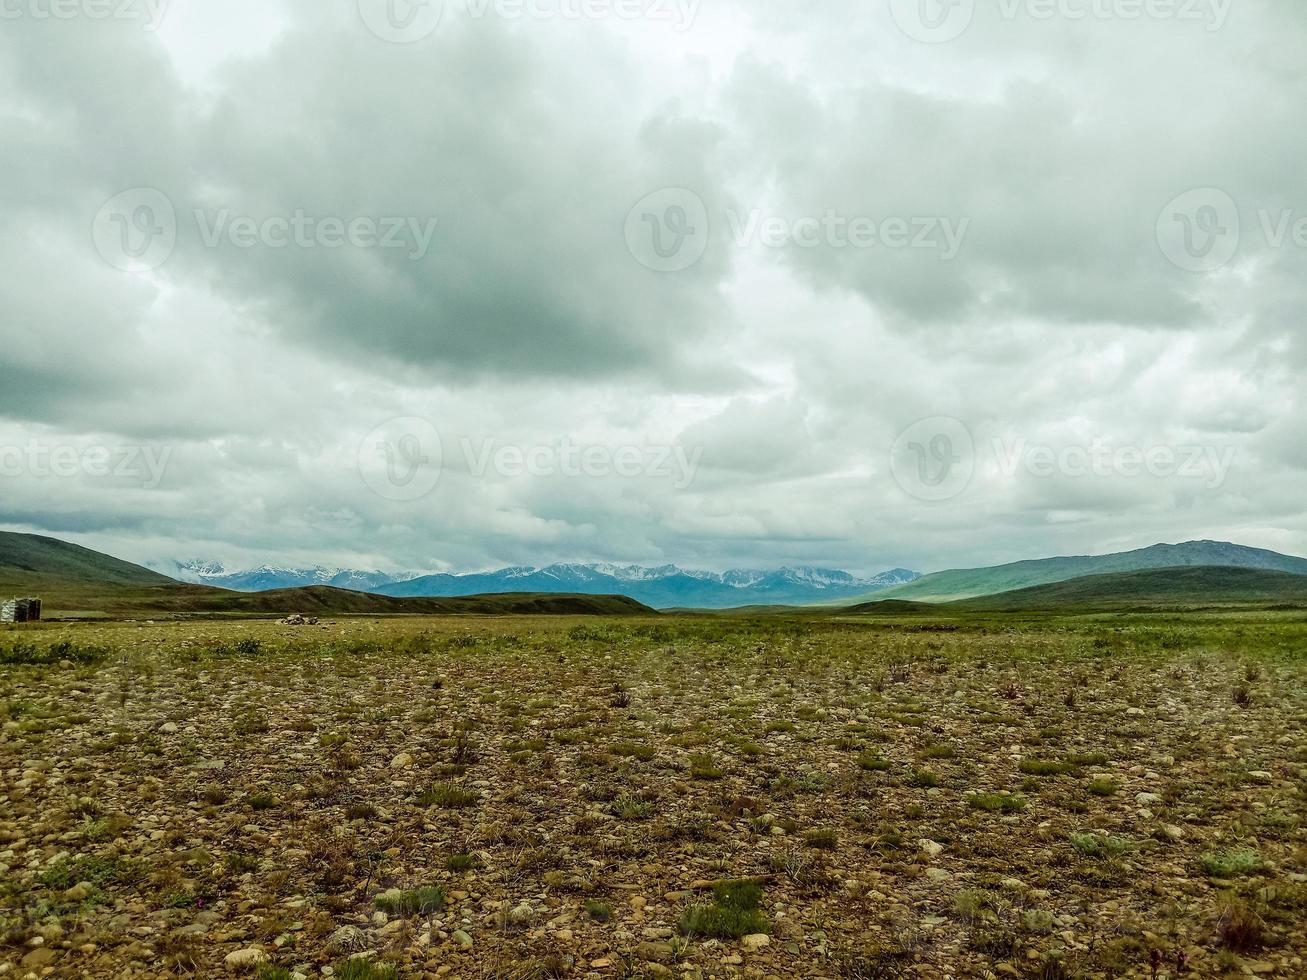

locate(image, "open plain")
(1, 614), (1305, 979)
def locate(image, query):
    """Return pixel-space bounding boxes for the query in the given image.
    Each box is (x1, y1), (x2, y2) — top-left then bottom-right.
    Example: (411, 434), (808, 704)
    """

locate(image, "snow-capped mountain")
(153, 560), (920, 608)
(155, 559), (920, 609)
(376, 563), (921, 609)
(155, 560), (418, 594)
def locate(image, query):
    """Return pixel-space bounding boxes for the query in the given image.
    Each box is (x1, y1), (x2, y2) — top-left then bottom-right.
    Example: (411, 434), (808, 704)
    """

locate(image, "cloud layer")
(1, 0), (1304, 575)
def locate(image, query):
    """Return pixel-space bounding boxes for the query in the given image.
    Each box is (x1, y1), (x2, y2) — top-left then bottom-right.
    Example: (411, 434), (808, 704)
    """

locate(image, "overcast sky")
(1, 0), (1304, 576)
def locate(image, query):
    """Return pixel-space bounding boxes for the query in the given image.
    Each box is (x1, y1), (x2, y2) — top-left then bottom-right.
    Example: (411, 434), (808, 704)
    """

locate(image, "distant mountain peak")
(161, 558), (922, 609)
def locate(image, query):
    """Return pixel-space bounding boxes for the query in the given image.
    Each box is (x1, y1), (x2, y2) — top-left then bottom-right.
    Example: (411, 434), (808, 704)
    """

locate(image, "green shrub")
(969, 793), (1027, 813)
(1069, 832), (1132, 859)
(1019, 758), (1074, 777)
(417, 783), (478, 808)
(687, 753), (723, 780)
(857, 753), (891, 771)
(334, 959), (398, 980)
(1201, 850), (1261, 879)
(680, 879), (768, 938)
(375, 885), (445, 916)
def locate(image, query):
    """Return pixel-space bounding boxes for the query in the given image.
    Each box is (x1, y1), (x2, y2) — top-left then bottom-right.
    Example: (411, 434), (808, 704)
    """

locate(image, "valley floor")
(1, 614), (1305, 978)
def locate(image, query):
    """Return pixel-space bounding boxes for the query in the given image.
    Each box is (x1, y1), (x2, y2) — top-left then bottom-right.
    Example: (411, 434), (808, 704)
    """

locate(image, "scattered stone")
(224, 947), (268, 969)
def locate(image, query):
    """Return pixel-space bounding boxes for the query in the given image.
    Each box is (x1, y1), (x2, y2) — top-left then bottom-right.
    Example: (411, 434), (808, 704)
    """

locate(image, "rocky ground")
(1, 614), (1305, 979)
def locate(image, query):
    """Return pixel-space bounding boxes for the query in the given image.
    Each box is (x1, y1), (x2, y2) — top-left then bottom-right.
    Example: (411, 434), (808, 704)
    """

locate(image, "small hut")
(1, 598), (41, 623)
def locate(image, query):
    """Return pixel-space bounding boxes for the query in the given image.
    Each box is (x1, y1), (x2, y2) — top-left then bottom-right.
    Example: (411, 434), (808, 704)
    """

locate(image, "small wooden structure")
(1, 598), (41, 623)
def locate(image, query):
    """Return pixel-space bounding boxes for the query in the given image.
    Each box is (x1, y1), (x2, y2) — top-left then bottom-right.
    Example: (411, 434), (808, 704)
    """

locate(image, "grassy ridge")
(847, 566), (1307, 614)
(0, 531), (173, 588)
(862, 540), (1307, 604)
(0, 531), (654, 618)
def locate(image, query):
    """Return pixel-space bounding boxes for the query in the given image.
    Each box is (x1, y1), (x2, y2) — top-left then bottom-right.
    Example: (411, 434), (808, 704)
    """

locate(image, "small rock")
(390, 752), (415, 768)
(327, 926), (365, 953)
(637, 941), (675, 963)
(742, 933), (770, 951)
(224, 947), (268, 969)
(509, 902), (535, 926)
(919, 839), (944, 858)
(452, 929), (473, 948)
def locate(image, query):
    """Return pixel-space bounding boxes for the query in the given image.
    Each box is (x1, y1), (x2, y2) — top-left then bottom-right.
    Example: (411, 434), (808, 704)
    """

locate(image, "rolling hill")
(858, 540), (1307, 604)
(956, 566), (1307, 611)
(845, 566), (1307, 614)
(0, 532), (654, 619)
(0, 531), (174, 589)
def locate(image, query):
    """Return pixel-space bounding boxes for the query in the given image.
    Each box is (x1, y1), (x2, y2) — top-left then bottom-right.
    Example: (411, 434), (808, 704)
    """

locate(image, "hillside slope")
(954, 565), (1307, 611)
(0, 531), (173, 589)
(0, 533), (654, 619)
(861, 540), (1307, 603)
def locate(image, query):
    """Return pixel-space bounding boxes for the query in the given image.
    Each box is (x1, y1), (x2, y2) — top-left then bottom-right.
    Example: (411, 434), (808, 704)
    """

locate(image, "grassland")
(2, 613), (1305, 978)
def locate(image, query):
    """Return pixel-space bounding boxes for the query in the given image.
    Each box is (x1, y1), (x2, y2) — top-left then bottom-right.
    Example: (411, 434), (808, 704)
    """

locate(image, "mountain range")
(1, 532), (653, 619)
(156, 560), (922, 610)
(6, 531), (1307, 619)
(859, 539), (1307, 604)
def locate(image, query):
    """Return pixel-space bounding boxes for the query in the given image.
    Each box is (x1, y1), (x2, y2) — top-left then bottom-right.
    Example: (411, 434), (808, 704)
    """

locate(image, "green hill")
(951, 565), (1307, 612)
(0, 532), (654, 619)
(0, 531), (173, 589)
(859, 540), (1307, 604)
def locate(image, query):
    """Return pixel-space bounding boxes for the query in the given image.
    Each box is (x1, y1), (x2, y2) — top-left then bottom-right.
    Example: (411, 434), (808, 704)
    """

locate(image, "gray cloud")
(0, 0), (1304, 575)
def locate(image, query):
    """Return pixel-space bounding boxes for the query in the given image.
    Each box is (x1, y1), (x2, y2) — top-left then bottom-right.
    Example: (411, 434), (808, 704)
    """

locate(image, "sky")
(1, 0), (1304, 576)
